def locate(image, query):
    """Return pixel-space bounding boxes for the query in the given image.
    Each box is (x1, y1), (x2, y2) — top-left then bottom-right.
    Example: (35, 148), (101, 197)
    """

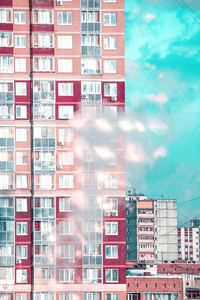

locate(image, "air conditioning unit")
(111, 211), (118, 217)
(57, 141), (64, 146)
(16, 259), (22, 264)
(56, 165), (62, 170)
(56, 0), (62, 5)
(81, 94), (88, 101)
(111, 96), (117, 101)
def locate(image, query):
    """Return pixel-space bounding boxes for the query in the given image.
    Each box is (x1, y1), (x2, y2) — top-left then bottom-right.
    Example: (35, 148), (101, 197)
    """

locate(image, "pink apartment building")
(0, 0), (126, 300)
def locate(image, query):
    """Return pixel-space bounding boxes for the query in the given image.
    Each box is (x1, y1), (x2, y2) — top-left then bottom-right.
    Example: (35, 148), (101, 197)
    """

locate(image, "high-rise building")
(177, 227), (199, 262)
(126, 194), (178, 263)
(0, 0), (126, 300)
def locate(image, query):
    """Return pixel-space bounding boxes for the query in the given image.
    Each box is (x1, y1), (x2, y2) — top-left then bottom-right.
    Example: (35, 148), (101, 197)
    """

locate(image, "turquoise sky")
(125, 0), (200, 225)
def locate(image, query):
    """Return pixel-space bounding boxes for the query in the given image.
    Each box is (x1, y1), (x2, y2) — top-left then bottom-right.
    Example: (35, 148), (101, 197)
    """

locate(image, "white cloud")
(144, 13), (156, 23)
(153, 146), (167, 159)
(148, 118), (168, 134)
(146, 93), (168, 104)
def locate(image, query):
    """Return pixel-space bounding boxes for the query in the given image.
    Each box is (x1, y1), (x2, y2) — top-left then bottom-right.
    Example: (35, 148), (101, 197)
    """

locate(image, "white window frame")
(16, 175), (28, 189)
(59, 294), (74, 300)
(0, 32), (13, 47)
(15, 35), (26, 48)
(57, 12), (72, 25)
(105, 245), (118, 259)
(59, 220), (74, 235)
(32, 9), (54, 24)
(60, 244), (74, 259)
(104, 83), (117, 97)
(59, 175), (74, 188)
(59, 151), (74, 165)
(105, 222), (118, 235)
(104, 60), (117, 73)
(0, 56), (14, 73)
(106, 294), (119, 300)
(16, 198), (28, 212)
(58, 128), (74, 143)
(104, 36), (117, 49)
(15, 58), (26, 72)
(16, 105), (27, 119)
(59, 269), (74, 283)
(0, 8), (12, 23)
(16, 294), (28, 300)
(32, 57), (54, 72)
(105, 269), (118, 282)
(16, 269), (28, 283)
(16, 82), (27, 96)
(32, 33), (54, 48)
(16, 245), (28, 259)
(58, 59), (73, 73)
(104, 13), (117, 26)
(16, 128), (27, 142)
(58, 35), (72, 49)
(58, 83), (73, 96)
(16, 222), (28, 235)
(59, 198), (73, 212)
(14, 11), (26, 25)
(58, 106), (74, 119)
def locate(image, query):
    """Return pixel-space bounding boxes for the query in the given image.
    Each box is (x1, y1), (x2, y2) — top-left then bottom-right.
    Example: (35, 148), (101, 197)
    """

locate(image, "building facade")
(177, 227), (199, 262)
(126, 194), (178, 263)
(0, 0), (126, 300)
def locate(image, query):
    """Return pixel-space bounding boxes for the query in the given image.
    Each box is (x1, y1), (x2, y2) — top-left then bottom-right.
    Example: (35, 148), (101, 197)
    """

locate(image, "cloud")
(146, 93), (168, 104)
(147, 118), (168, 134)
(153, 146), (167, 159)
(144, 13), (156, 22)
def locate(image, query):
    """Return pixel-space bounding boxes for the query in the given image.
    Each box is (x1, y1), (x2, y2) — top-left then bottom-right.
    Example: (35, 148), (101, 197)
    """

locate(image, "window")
(16, 106), (27, 119)
(59, 220), (74, 235)
(104, 60), (117, 73)
(57, 12), (72, 25)
(105, 269), (118, 282)
(16, 269), (28, 283)
(60, 294), (75, 300)
(59, 152), (74, 165)
(41, 268), (54, 280)
(81, 11), (99, 22)
(32, 57), (54, 72)
(15, 58), (26, 72)
(105, 222), (118, 235)
(83, 293), (101, 300)
(16, 152), (28, 165)
(105, 245), (118, 259)
(58, 59), (73, 73)
(32, 9), (53, 24)
(83, 268), (100, 283)
(58, 83), (73, 96)
(58, 128), (74, 143)
(15, 35), (26, 48)
(16, 82), (27, 96)
(14, 11), (26, 24)
(104, 198), (118, 214)
(104, 175), (118, 188)
(16, 128), (27, 142)
(81, 82), (101, 95)
(16, 245), (28, 259)
(59, 269), (74, 283)
(104, 0), (116, 2)
(0, 56), (13, 73)
(81, 34), (100, 46)
(0, 175), (9, 190)
(16, 198), (28, 212)
(58, 35), (72, 49)
(58, 106), (74, 119)
(104, 36), (117, 49)
(106, 294), (118, 300)
(59, 175), (74, 188)
(16, 294), (28, 300)
(60, 245), (74, 260)
(0, 9), (12, 23)
(0, 32), (13, 47)
(16, 175), (28, 189)
(59, 198), (73, 212)
(104, 13), (117, 26)
(104, 83), (117, 97)
(40, 175), (53, 190)
(32, 33), (54, 48)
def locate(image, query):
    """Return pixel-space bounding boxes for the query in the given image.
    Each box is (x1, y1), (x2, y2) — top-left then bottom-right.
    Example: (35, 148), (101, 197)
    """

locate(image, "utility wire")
(175, 0), (200, 24)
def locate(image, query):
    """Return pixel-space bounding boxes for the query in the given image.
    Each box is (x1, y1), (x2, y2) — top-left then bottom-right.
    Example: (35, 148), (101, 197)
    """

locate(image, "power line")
(175, 0), (200, 24)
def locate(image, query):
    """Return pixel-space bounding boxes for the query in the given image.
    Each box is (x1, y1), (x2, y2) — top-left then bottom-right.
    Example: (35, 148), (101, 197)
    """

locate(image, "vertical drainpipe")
(28, 0), (34, 299)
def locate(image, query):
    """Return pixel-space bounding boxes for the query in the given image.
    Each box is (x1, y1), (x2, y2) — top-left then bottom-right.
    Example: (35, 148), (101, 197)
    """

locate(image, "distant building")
(126, 194), (178, 263)
(190, 219), (200, 228)
(177, 227), (199, 262)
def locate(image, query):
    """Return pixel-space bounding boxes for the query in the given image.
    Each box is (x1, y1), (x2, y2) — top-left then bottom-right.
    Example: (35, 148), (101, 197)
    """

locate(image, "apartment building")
(126, 194), (178, 263)
(0, 0), (126, 300)
(177, 227), (199, 262)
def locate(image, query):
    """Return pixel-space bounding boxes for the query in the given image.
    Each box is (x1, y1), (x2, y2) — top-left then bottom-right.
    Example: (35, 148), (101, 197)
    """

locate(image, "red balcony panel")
(32, 48), (54, 56)
(0, 0), (12, 6)
(118, 197), (126, 218)
(31, 24), (54, 32)
(31, 0), (54, 8)
(15, 81), (31, 104)
(0, 24), (13, 30)
(0, 47), (13, 55)
(56, 81), (81, 104)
